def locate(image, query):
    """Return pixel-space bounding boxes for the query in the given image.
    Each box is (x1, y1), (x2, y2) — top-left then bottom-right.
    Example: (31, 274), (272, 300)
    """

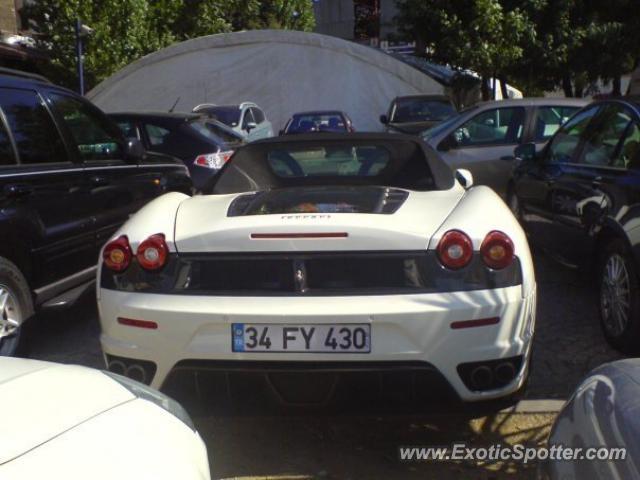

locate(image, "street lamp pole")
(75, 18), (84, 96)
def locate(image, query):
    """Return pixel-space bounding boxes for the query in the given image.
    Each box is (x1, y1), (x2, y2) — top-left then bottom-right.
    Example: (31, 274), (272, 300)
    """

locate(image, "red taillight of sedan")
(481, 231), (515, 269)
(103, 236), (132, 272)
(136, 234), (168, 271)
(437, 230), (473, 270)
(193, 150), (234, 170)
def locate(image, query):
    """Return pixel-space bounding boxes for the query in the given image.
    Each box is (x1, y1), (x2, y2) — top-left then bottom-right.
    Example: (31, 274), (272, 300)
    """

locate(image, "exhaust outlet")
(470, 365), (493, 390)
(108, 360), (127, 376)
(494, 362), (516, 384)
(126, 364), (147, 384)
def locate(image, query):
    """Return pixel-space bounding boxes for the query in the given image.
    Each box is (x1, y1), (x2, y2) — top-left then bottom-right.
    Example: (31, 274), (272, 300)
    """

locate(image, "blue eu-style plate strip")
(232, 323), (245, 352)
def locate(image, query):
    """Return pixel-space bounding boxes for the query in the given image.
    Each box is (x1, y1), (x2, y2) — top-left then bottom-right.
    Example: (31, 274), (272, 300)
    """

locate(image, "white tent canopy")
(87, 30), (446, 132)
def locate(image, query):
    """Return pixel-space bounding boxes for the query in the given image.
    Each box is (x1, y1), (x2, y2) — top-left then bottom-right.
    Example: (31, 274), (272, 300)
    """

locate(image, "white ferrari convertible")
(97, 133), (536, 403)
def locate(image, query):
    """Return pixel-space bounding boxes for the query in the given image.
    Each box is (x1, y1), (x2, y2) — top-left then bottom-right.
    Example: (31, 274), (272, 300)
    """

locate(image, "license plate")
(231, 323), (371, 353)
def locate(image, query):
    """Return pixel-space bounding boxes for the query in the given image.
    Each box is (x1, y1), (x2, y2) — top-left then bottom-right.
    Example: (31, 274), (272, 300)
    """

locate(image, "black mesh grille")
(101, 251), (522, 296)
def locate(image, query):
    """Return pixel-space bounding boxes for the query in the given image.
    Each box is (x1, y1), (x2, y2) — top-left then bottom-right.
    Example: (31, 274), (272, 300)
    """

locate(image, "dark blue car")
(280, 110), (354, 135)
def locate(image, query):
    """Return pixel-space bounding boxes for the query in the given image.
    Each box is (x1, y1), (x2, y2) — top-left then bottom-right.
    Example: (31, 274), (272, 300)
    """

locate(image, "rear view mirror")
(379, 114), (388, 125)
(514, 143), (536, 163)
(456, 169), (474, 189)
(125, 138), (144, 162)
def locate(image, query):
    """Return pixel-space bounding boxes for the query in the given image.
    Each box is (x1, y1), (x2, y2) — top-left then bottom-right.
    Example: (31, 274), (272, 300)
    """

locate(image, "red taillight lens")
(481, 231), (514, 269)
(136, 233), (168, 271)
(103, 236), (132, 272)
(193, 150), (234, 170)
(437, 230), (473, 269)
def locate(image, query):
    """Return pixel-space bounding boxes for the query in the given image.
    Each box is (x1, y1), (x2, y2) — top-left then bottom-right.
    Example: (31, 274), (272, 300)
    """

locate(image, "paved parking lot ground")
(23, 251), (624, 479)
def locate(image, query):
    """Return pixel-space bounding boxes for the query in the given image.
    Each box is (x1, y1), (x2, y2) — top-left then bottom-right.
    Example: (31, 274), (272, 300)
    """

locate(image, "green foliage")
(396, 0), (640, 96)
(24, 0), (315, 90)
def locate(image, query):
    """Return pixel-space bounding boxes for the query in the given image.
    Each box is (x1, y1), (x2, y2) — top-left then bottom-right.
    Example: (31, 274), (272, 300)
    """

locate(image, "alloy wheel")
(601, 254), (631, 337)
(0, 284), (21, 342)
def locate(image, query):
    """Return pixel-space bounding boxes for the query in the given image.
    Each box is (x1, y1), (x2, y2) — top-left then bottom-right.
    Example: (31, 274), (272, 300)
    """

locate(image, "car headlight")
(103, 371), (195, 431)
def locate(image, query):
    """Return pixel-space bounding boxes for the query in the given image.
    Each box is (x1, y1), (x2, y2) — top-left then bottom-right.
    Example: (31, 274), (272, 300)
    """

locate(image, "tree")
(24, 0), (315, 90)
(395, 0), (530, 100)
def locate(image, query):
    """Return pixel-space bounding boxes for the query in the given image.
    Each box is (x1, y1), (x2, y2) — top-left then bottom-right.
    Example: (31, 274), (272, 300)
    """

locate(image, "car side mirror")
(456, 169), (474, 189)
(125, 138), (144, 162)
(514, 142), (536, 163)
(437, 135), (457, 152)
(245, 121), (257, 132)
(379, 114), (388, 125)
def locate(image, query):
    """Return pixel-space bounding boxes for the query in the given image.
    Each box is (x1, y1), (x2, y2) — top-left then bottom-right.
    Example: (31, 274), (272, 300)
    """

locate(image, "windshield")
(199, 106), (241, 127)
(390, 98), (456, 123)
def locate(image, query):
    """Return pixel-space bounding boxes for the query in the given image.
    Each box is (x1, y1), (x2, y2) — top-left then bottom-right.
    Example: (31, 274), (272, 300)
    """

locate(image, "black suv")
(510, 99), (640, 354)
(0, 68), (192, 355)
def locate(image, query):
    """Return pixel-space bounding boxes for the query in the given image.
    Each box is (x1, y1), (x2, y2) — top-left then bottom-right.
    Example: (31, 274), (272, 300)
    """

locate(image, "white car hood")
(0, 358), (134, 465)
(174, 188), (465, 252)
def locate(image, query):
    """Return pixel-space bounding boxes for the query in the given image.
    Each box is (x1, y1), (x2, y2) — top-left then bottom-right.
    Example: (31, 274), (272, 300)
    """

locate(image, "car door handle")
(90, 175), (110, 186)
(592, 176), (603, 187)
(4, 183), (33, 198)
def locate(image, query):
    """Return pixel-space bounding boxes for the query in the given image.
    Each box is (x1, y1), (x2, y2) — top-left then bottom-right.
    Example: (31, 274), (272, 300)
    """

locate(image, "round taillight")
(136, 233), (168, 271)
(103, 236), (132, 272)
(437, 230), (473, 269)
(481, 231), (514, 269)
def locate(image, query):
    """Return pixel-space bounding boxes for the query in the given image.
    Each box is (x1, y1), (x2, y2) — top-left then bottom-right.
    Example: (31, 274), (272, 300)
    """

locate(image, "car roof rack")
(0, 67), (51, 84)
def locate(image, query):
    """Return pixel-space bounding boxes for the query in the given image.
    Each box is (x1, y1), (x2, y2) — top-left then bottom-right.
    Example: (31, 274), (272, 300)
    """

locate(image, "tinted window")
(268, 146), (390, 178)
(251, 108), (265, 124)
(49, 93), (122, 162)
(579, 104), (633, 167)
(288, 113), (347, 133)
(453, 107), (525, 146)
(533, 106), (581, 141)
(214, 141), (440, 194)
(547, 105), (600, 164)
(242, 109), (255, 129)
(144, 123), (172, 146)
(200, 106), (241, 127)
(0, 88), (66, 164)
(390, 98), (455, 123)
(190, 120), (239, 144)
(0, 118), (15, 165)
(614, 121), (640, 169)
(116, 120), (139, 139)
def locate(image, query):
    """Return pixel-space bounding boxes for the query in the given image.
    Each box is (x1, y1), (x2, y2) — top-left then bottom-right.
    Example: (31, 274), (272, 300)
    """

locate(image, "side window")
(242, 109), (255, 130)
(144, 123), (172, 147)
(533, 106), (580, 142)
(116, 120), (139, 140)
(579, 105), (632, 167)
(251, 108), (265, 124)
(547, 105), (600, 164)
(0, 118), (15, 166)
(613, 122), (640, 169)
(0, 87), (67, 164)
(49, 93), (123, 162)
(452, 107), (525, 147)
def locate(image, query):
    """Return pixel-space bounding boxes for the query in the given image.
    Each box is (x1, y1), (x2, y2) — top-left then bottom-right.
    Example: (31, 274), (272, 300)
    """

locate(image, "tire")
(598, 239), (640, 355)
(0, 257), (33, 356)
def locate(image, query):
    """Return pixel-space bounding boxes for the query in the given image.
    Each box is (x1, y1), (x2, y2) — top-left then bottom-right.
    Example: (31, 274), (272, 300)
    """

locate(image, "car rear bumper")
(98, 285), (535, 402)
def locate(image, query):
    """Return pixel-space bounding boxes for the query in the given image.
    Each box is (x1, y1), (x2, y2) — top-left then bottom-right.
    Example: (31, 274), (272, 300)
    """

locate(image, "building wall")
(313, 0), (400, 41)
(0, 0), (18, 35)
